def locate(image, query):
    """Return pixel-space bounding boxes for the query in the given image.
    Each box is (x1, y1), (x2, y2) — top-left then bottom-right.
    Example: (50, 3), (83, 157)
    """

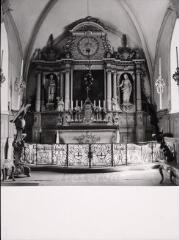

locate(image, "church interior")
(1, 0), (179, 178)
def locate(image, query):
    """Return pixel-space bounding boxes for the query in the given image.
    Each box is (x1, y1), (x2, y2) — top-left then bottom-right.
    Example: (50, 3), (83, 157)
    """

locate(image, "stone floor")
(1, 164), (179, 186)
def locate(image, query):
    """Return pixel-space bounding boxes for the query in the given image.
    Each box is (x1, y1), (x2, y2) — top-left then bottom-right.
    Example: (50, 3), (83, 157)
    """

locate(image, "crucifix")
(155, 58), (165, 110)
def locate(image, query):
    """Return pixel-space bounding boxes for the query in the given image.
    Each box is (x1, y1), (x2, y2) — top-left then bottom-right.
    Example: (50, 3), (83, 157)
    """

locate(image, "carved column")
(71, 68), (73, 109)
(35, 72), (41, 112)
(104, 69), (106, 108)
(116, 73), (121, 105)
(106, 69), (112, 111)
(113, 71), (117, 99)
(60, 72), (64, 99)
(136, 63), (142, 111)
(65, 70), (70, 111)
(57, 73), (61, 98)
(41, 73), (45, 111)
(135, 62), (144, 142)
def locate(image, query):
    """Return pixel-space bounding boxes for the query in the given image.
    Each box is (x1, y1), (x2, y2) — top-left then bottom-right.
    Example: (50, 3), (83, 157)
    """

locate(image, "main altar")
(25, 17), (152, 144)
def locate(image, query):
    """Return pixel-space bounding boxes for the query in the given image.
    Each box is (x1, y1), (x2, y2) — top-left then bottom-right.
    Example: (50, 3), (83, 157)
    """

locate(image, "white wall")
(32, 0), (141, 54)
(1, 22), (9, 113)
(170, 19), (179, 113)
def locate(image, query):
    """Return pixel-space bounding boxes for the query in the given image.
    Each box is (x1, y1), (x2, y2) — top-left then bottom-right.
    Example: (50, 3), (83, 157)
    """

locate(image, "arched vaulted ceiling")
(1, 0), (178, 90)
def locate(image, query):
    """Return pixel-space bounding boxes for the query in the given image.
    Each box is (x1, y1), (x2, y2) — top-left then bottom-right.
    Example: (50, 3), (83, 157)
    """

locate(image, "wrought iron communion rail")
(22, 142), (173, 167)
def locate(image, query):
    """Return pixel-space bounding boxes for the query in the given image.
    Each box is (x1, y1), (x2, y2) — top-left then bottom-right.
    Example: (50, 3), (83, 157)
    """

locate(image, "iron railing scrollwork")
(22, 142), (174, 167)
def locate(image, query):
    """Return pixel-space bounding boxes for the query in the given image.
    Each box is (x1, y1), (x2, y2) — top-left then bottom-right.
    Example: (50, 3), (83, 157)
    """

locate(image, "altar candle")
(81, 100), (83, 108)
(71, 100), (73, 110)
(159, 57), (161, 76)
(76, 100), (78, 107)
(0, 50), (3, 68)
(98, 100), (101, 107)
(94, 100), (96, 107)
(20, 59), (24, 79)
(176, 47), (179, 68)
(17, 93), (21, 109)
(56, 130), (59, 144)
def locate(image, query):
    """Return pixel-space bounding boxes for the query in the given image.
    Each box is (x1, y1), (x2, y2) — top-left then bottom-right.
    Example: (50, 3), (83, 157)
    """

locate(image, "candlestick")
(56, 130), (59, 144)
(176, 47), (179, 68)
(1, 50), (4, 68)
(76, 100), (78, 107)
(17, 93), (21, 109)
(159, 57), (161, 76)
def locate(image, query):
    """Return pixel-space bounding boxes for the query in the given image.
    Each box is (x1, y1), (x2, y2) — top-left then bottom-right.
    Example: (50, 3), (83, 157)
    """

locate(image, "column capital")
(64, 69), (71, 74)
(106, 68), (112, 73)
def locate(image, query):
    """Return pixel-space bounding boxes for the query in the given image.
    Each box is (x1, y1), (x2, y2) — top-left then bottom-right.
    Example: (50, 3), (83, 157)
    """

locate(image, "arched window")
(1, 22), (9, 113)
(170, 19), (179, 113)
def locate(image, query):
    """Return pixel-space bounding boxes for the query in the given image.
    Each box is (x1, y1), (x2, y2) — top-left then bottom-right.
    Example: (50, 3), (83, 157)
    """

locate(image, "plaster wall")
(153, 9), (177, 111)
(10, 0), (48, 52)
(126, 0), (170, 62)
(32, 0), (142, 55)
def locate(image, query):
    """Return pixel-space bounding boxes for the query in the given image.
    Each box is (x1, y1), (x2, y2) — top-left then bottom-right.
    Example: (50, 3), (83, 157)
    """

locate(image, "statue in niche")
(47, 74), (56, 103)
(119, 74), (132, 104)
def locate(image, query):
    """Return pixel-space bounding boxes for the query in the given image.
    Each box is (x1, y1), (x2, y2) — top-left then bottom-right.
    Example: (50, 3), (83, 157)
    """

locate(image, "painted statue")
(48, 74), (56, 103)
(119, 74), (132, 104)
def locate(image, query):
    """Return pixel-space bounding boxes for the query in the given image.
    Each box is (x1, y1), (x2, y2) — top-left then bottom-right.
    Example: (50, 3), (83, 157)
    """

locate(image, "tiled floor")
(1, 167), (178, 186)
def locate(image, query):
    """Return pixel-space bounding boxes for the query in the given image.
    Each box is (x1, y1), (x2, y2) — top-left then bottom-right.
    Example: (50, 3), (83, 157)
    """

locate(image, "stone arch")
(153, 5), (177, 110)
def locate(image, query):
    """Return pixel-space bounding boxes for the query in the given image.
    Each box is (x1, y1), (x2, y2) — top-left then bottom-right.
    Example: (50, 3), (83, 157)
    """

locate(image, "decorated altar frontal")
(22, 142), (172, 167)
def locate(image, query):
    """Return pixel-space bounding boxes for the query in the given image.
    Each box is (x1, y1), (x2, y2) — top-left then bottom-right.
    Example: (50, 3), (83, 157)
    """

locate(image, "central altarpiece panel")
(26, 17), (152, 144)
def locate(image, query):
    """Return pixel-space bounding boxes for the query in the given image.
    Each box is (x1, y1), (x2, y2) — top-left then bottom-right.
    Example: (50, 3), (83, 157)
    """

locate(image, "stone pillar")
(60, 72), (64, 100)
(135, 62), (144, 142)
(57, 73), (61, 98)
(113, 71), (117, 99)
(71, 68), (73, 109)
(104, 69), (106, 108)
(41, 73), (45, 111)
(136, 63), (142, 111)
(106, 70), (112, 111)
(35, 72), (41, 112)
(65, 70), (70, 111)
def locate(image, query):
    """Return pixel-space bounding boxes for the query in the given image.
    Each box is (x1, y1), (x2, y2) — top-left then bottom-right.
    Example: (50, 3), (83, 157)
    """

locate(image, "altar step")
(28, 163), (157, 173)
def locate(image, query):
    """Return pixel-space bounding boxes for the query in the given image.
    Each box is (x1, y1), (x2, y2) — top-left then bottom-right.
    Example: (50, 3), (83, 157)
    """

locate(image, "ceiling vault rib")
(154, 6), (177, 76)
(23, 0), (58, 84)
(2, 2), (23, 58)
(119, 0), (153, 99)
